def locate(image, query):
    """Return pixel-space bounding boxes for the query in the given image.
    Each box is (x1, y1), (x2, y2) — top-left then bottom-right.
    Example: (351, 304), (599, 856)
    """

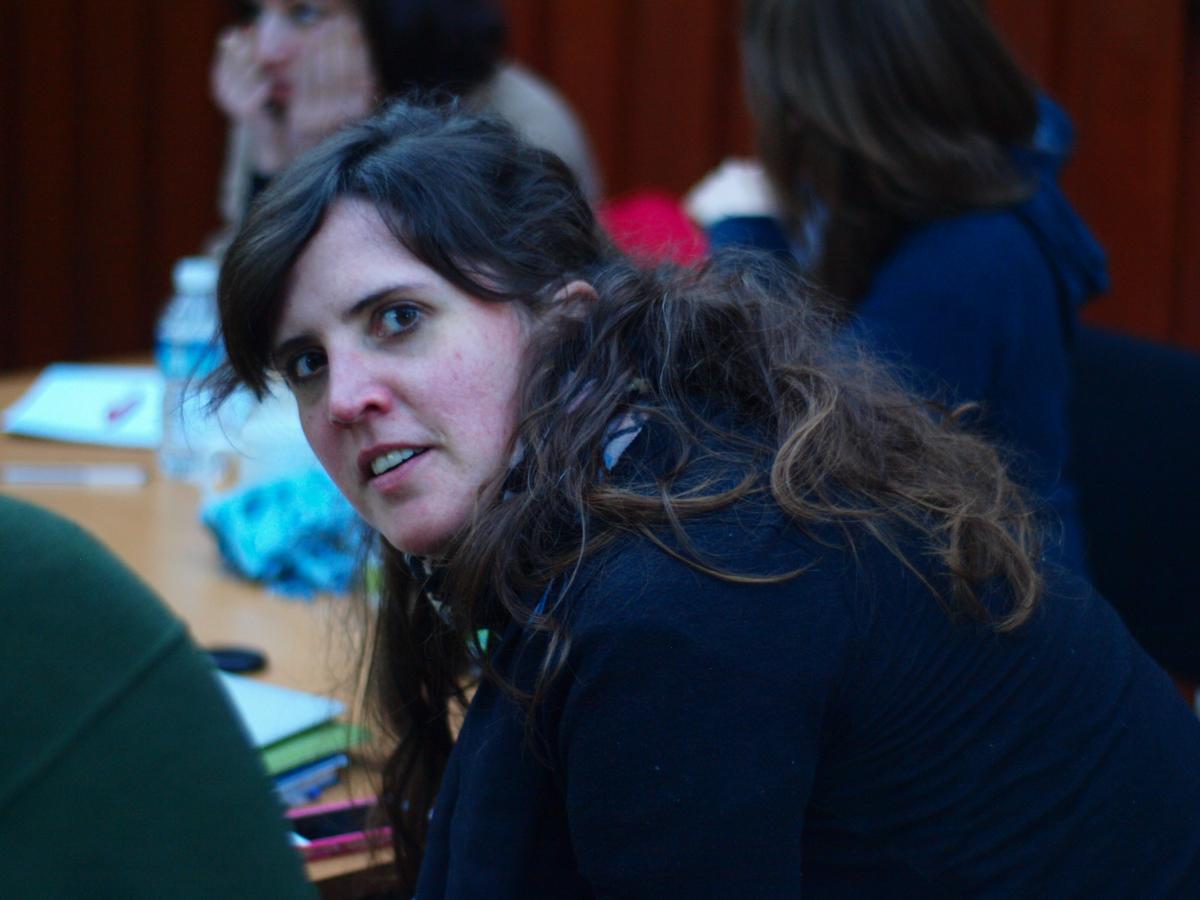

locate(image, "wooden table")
(0, 365), (393, 897)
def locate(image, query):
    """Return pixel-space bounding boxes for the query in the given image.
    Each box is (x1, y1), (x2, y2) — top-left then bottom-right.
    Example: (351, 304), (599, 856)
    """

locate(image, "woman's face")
(244, 0), (368, 107)
(273, 198), (531, 556)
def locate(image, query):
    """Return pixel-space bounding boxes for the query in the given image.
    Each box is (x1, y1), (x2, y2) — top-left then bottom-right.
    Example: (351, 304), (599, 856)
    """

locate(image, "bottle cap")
(172, 256), (219, 296)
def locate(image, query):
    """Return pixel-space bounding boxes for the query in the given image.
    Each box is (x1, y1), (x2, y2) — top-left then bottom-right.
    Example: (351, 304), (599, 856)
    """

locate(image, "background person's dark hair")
(742, 0), (1039, 301)
(229, 0), (507, 95)
(216, 100), (1042, 887)
(354, 0), (506, 96)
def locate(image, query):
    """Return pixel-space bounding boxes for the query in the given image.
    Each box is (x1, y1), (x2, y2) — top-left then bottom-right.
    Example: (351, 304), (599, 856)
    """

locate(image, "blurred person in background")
(688, 0), (1107, 577)
(212, 0), (601, 228)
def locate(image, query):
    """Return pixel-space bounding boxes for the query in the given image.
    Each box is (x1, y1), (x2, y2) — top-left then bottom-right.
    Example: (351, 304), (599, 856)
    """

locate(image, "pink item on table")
(599, 190), (707, 265)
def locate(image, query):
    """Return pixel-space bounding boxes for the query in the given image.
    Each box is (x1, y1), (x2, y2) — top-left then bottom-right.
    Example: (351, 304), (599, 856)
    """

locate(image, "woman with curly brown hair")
(214, 101), (1200, 897)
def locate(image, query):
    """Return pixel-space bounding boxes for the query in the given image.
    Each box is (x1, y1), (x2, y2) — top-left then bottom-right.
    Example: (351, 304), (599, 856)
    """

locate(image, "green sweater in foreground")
(0, 495), (314, 898)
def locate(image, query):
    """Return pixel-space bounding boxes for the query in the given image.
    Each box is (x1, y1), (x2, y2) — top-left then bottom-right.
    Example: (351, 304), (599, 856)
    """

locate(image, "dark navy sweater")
(707, 98), (1108, 575)
(415, 429), (1200, 898)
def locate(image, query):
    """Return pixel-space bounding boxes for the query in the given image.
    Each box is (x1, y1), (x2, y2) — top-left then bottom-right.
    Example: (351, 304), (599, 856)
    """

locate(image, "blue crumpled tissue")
(201, 467), (364, 597)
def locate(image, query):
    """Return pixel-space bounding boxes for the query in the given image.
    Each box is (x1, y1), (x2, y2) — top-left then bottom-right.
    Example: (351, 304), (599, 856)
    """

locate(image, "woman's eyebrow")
(270, 282), (431, 368)
(340, 283), (425, 322)
(270, 329), (319, 374)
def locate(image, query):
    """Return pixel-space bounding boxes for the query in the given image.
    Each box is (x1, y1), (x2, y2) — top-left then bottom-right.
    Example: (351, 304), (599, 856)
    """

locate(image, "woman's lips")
(365, 447), (430, 493)
(268, 81), (292, 105)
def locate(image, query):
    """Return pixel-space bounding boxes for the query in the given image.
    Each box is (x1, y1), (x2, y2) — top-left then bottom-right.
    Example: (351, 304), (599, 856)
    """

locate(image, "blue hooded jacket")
(707, 97), (1109, 574)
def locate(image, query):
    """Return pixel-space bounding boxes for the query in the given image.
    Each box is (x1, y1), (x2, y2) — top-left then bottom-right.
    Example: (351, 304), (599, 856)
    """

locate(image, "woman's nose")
(326, 358), (393, 427)
(253, 11), (296, 67)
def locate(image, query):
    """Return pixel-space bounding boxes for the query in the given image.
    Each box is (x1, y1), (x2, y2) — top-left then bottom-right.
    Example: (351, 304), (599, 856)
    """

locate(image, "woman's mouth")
(267, 81), (292, 106)
(367, 447), (427, 479)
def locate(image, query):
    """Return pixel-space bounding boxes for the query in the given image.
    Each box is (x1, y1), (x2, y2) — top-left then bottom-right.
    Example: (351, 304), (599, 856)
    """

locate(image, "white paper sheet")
(3, 363), (163, 448)
(216, 672), (346, 749)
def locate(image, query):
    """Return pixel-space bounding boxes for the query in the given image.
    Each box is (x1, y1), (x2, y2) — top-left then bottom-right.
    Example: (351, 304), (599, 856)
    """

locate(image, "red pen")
(105, 393), (143, 425)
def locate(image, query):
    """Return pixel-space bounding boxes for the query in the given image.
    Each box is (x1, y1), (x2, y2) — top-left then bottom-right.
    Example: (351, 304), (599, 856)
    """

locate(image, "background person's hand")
(282, 15), (376, 159)
(684, 158), (782, 227)
(211, 27), (272, 128)
(211, 26), (291, 173)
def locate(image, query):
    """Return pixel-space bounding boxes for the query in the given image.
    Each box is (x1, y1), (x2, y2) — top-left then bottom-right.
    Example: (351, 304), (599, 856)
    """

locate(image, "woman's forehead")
(281, 201), (433, 314)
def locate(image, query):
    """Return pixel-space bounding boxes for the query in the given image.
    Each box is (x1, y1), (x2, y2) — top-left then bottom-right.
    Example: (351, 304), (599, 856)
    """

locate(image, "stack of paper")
(3, 363), (163, 448)
(266, 722), (369, 805)
(216, 673), (368, 805)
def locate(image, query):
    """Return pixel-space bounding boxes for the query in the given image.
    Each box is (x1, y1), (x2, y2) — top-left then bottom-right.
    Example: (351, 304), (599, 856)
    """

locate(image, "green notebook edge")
(262, 720), (370, 776)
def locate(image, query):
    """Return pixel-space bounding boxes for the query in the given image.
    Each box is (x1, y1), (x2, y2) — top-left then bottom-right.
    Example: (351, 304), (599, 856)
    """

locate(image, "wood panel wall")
(504, 0), (754, 197)
(0, 0), (232, 372)
(988, 0), (1197, 345)
(1, 0), (1196, 374)
(1179, 11), (1200, 344)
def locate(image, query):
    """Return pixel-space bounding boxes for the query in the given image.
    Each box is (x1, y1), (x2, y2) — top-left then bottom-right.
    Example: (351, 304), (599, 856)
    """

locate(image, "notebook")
(262, 721), (369, 777)
(3, 363), (163, 448)
(217, 672), (345, 749)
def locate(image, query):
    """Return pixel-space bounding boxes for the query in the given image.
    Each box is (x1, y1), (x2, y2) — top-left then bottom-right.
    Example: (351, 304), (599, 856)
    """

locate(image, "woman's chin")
(381, 525), (452, 560)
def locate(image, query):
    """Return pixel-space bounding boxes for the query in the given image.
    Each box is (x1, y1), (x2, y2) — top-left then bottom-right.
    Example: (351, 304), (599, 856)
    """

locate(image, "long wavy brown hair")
(214, 101), (1042, 887)
(741, 0), (1040, 301)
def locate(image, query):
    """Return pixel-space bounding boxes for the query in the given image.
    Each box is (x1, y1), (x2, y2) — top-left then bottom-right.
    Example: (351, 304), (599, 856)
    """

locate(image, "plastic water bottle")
(155, 256), (224, 480)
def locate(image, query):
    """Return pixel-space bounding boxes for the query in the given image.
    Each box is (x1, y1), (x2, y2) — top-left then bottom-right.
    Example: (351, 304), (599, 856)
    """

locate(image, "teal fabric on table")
(202, 467), (364, 597)
(0, 495), (315, 899)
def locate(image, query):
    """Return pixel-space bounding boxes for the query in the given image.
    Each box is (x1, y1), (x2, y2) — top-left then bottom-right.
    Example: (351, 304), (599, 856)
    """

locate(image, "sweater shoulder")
(871, 208), (1051, 304)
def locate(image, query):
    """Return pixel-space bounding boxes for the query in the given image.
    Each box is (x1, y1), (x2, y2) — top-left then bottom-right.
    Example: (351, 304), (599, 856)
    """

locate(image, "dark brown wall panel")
(502, 0), (551, 74)
(714, 0), (756, 162)
(986, 1), (1060, 85)
(77, 0), (153, 362)
(0, 1), (17, 368)
(1174, 12), (1200, 346)
(10, 1), (76, 371)
(991, 0), (1196, 348)
(1, 0), (229, 373)
(1056, 0), (1185, 341)
(504, 0), (750, 197)
(3, 0), (1196, 372)
(144, 0), (230, 338)
(622, 0), (726, 192)
(537, 0), (628, 193)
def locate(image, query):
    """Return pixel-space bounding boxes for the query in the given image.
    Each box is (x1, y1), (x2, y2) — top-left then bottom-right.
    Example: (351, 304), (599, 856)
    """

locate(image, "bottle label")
(155, 338), (222, 381)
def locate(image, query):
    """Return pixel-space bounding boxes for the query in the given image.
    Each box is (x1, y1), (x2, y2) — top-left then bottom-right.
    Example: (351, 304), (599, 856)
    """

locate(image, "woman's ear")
(552, 279), (598, 317)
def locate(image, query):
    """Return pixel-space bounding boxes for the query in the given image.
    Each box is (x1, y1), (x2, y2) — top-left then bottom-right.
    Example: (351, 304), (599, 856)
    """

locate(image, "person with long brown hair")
(689, 0), (1106, 579)
(214, 101), (1200, 896)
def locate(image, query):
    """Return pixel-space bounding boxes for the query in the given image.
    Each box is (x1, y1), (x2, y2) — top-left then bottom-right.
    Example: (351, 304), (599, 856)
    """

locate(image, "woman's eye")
(287, 1), (327, 27)
(372, 304), (421, 339)
(285, 349), (326, 384)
